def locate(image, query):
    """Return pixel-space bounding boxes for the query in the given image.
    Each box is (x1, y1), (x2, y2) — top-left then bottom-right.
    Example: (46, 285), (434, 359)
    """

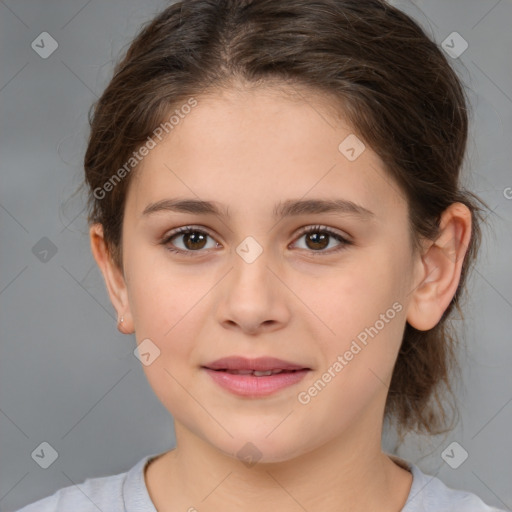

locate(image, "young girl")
(16, 0), (507, 511)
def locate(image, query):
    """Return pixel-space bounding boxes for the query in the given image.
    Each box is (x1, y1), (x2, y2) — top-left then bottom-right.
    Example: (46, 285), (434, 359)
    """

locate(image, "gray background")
(1, 0), (511, 510)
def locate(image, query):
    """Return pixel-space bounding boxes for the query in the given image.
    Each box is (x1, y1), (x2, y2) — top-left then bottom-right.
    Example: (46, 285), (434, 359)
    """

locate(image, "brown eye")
(293, 225), (352, 255)
(161, 226), (218, 256)
(180, 231), (208, 250)
(304, 231), (330, 250)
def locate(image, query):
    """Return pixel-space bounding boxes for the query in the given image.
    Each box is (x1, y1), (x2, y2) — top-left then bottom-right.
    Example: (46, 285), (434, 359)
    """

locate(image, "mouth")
(210, 368), (302, 376)
(203, 356), (310, 372)
(202, 356), (311, 397)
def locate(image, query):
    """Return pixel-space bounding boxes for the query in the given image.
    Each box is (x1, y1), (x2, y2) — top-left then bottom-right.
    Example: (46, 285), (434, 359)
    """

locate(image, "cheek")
(130, 274), (207, 415)
(125, 261), (208, 407)
(312, 257), (398, 335)
(126, 247), (204, 338)
(314, 250), (409, 373)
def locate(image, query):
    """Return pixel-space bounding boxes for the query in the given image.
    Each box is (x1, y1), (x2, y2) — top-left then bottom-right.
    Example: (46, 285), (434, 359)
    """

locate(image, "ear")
(89, 223), (134, 334)
(406, 202), (472, 331)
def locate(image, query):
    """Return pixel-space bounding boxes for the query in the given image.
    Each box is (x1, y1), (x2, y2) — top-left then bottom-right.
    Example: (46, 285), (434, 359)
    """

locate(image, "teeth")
(253, 370), (274, 376)
(224, 369), (285, 376)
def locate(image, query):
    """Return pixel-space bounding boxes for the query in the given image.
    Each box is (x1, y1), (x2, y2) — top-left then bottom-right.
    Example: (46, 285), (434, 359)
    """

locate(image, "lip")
(202, 356), (311, 397)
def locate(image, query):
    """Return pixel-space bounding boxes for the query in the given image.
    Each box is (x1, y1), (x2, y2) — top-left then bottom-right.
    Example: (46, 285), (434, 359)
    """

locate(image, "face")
(118, 85), (420, 463)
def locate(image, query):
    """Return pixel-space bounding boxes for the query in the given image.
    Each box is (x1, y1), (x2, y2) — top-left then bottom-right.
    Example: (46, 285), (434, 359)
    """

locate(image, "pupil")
(185, 232), (206, 250)
(307, 232), (328, 250)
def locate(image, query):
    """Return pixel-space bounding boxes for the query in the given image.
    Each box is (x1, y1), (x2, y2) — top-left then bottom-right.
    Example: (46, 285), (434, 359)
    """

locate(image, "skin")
(90, 83), (472, 512)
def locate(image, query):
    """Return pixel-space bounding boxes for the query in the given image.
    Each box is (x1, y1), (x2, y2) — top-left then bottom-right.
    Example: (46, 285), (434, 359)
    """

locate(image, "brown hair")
(82, 0), (489, 440)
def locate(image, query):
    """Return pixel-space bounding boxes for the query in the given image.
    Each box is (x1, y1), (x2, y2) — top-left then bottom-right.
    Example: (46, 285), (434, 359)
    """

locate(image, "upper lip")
(203, 356), (310, 372)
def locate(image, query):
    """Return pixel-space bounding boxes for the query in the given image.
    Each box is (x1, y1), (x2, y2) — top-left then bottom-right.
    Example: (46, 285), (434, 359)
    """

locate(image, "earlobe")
(89, 223), (134, 334)
(406, 203), (472, 331)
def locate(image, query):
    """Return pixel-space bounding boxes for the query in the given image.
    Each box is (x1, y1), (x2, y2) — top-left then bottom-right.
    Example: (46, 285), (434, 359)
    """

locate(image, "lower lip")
(203, 368), (309, 397)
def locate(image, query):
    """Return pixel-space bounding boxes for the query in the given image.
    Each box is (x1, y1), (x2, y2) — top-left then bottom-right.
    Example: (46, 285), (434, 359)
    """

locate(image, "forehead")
(125, 86), (407, 223)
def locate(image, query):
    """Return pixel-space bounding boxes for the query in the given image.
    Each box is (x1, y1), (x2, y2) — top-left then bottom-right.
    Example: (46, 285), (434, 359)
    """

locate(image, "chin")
(214, 431), (310, 466)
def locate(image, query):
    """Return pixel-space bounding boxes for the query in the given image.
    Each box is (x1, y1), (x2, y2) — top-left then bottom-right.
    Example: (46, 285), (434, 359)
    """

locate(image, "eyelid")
(293, 224), (352, 242)
(163, 224), (214, 238)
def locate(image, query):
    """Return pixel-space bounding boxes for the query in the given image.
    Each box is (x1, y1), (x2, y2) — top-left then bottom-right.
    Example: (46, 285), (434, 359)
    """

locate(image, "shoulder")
(389, 455), (507, 512)
(14, 472), (127, 512)
(14, 454), (158, 512)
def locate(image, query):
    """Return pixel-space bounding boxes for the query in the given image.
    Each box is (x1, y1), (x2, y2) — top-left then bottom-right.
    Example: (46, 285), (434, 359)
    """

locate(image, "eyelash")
(160, 224), (352, 257)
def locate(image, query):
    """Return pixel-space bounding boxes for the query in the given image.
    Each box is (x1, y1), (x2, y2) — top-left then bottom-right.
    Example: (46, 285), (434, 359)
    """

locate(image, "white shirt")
(14, 452), (507, 511)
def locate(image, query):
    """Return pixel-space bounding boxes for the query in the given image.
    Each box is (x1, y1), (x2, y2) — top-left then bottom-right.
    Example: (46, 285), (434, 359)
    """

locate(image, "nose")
(215, 247), (291, 336)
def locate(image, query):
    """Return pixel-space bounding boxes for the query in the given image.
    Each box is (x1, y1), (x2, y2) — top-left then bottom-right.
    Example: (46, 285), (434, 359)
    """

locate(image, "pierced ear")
(406, 203), (472, 331)
(89, 223), (134, 334)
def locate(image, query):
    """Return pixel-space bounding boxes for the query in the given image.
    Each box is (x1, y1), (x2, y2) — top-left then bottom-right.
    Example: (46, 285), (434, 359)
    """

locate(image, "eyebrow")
(142, 198), (375, 220)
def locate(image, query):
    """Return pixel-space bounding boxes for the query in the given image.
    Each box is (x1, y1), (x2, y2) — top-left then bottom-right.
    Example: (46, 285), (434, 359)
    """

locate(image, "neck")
(145, 418), (412, 512)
